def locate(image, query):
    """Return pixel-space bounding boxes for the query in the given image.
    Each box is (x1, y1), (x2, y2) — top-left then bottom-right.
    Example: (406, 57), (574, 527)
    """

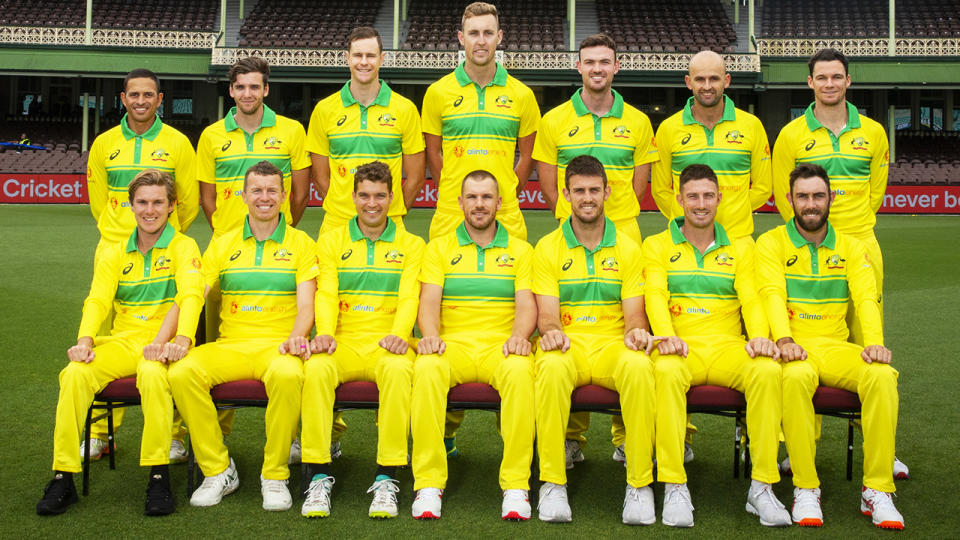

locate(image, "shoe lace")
(416, 487), (442, 501)
(794, 488), (820, 507)
(864, 488), (897, 510)
(503, 489), (528, 503)
(262, 478), (288, 497)
(304, 476), (335, 504)
(665, 484), (695, 510)
(753, 484), (786, 511)
(367, 478), (399, 506)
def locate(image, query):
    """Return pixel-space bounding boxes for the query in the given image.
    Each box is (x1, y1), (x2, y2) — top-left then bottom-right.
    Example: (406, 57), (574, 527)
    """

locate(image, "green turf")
(2, 206), (956, 537)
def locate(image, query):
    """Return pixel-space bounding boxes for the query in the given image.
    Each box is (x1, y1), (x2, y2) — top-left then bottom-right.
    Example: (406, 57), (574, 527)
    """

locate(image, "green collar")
(125, 222), (175, 253)
(786, 218), (836, 250)
(348, 215), (397, 242)
(454, 61), (508, 87)
(224, 104), (277, 132)
(243, 213), (287, 243)
(455, 220), (508, 248)
(561, 216), (617, 252)
(120, 113), (163, 141)
(681, 94), (737, 126)
(570, 88), (624, 118)
(339, 80), (393, 108)
(803, 101), (861, 132)
(669, 217), (730, 247)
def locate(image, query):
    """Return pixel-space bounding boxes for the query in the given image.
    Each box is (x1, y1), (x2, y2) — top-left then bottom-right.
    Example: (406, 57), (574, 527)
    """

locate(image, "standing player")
(533, 155), (657, 524)
(421, 1), (540, 241)
(307, 27), (425, 236)
(37, 170), (203, 516)
(644, 164), (789, 528)
(169, 161), (317, 511)
(410, 170), (537, 521)
(300, 162), (424, 519)
(757, 163), (903, 530)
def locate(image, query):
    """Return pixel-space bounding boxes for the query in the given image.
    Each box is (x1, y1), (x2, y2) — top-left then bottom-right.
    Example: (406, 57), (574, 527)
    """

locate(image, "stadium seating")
(401, 0), (567, 51)
(237, 0), (379, 49)
(596, 0), (737, 53)
(889, 131), (960, 185)
(0, 0), (217, 31)
(760, 0), (960, 39)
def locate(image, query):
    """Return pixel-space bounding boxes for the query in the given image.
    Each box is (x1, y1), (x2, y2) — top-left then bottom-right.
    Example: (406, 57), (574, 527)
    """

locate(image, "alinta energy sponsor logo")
(612, 125), (630, 138)
(154, 256), (172, 271)
(561, 312), (573, 326)
(453, 145), (465, 158)
(231, 301), (287, 314)
(495, 95), (513, 109)
(378, 113), (396, 127)
(850, 137), (869, 151)
(384, 249), (404, 264)
(273, 248), (292, 262)
(825, 254), (846, 270)
(496, 253), (514, 268)
(650, 136), (657, 149)
(725, 130), (744, 144)
(263, 136), (282, 150)
(670, 304), (683, 317)
(338, 164), (348, 178)
(601, 257), (619, 272)
(339, 300), (350, 313)
(714, 252), (734, 266)
(192, 257), (202, 269)
(150, 148), (170, 162)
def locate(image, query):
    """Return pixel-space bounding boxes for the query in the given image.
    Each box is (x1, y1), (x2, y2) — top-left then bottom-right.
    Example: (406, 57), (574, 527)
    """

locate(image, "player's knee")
(780, 361), (817, 391)
(859, 363), (899, 393)
(58, 361), (90, 387)
(265, 357), (304, 388)
(166, 357), (198, 387)
(746, 357), (782, 387)
(303, 354), (336, 382)
(653, 354), (687, 387)
(500, 355), (535, 385)
(136, 360), (169, 391)
(412, 354), (448, 387)
(377, 353), (413, 380)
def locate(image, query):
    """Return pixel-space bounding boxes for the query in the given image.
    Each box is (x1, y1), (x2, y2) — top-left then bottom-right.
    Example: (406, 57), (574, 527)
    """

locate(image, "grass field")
(2, 205), (957, 538)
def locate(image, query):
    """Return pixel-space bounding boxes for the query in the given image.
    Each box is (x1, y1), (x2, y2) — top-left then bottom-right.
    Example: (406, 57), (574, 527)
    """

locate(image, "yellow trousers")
(411, 338), (535, 490)
(429, 207), (526, 241)
(168, 339), (303, 480)
(781, 337), (898, 492)
(302, 339), (413, 466)
(654, 335), (782, 484)
(52, 334), (175, 472)
(535, 336), (655, 488)
(847, 231), (884, 346)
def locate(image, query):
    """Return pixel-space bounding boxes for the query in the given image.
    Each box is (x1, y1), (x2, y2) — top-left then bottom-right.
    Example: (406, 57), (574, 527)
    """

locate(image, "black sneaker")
(36, 473), (78, 515)
(144, 473), (175, 516)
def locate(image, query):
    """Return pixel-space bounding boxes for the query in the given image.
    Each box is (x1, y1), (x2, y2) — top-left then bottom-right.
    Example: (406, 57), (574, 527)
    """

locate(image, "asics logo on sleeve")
(450, 254), (462, 265)
(670, 252), (682, 262)
(561, 258), (573, 271)
(804, 139), (816, 151)
(230, 250), (241, 261)
(786, 255), (798, 266)
(341, 249), (353, 260)
(453, 95), (463, 107)
(681, 133), (691, 145)
(222, 140), (232, 152)
(109, 149), (120, 160)
(122, 262), (134, 274)
(337, 115), (347, 126)
(568, 125), (579, 137)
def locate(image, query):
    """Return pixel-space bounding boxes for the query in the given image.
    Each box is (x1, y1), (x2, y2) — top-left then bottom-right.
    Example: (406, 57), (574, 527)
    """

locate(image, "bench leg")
(733, 417), (742, 479)
(846, 419), (855, 481)
(82, 406), (93, 496)
(106, 404), (116, 470)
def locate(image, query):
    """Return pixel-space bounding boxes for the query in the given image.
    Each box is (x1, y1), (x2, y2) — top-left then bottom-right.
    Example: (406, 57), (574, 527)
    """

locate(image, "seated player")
(37, 170), (203, 516)
(533, 155), (657, 525)
(643, 164), (790, 527)
(300, 162), (424, 519)
(168, 161), (317, 511)
(757, 163), (904, 530)
(410, 170), (537, 521)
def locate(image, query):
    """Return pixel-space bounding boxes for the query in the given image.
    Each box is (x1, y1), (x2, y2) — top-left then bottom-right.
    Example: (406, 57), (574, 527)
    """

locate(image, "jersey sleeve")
(517, 86), (541, 138)
(748, 118), (773, 211)
(173, 133), (199, 231)
(869, 125), (890, 214)
(420, 83), (443, 137)
(295, 231), (320, 284)
(620, 238), (644, 300)
(305, 101), (329, 156)
(531, 239), (559, 297)
(513, 241), (534, 292)
(771, 126), (797, 222)
(755, 231), (793, 342)
(732, 238), (769, 339)
(77, 244), (121, 339)
(86, 136), (108, 222)
(172, 237), (204, 340)
(195, 128), (217, 185)
(530, 110), (557, 165)
(418, 238), (446, 287)
(390, 234), (425, 337)
(639, 235), (675, 337)
(400, 100), (426, 155)
(651, 122), (676, 220)
(314, 232), (340, 336)
(288, 120), (311, 171)
(846, 237), (884, 346)
(201, 237), (223, 289)
(632, 114), (659, 166)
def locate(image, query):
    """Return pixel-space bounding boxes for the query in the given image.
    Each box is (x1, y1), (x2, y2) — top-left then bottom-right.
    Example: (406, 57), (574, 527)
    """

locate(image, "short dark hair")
(808, 48), (848, 76)
(354, 161), (392, 192)
(564, 155), (607, 189)
(347, 26), (383, 53)
(789, 163), (831, 193)
(128, 169), (175, 204)
(123, 68), (160, 93)
(461, 169), (498, 193)
(228, 56), (270, 85)
(243, 160), (284, 190)
(678, 164), (719, 191)
(579, 33), (617, 57)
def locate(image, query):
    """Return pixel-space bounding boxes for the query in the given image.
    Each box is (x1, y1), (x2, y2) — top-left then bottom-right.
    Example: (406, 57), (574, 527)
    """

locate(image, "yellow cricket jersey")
(87, 114), (198, 243)
(315, 217), (425, 340)
(652, 96), (772, 238)
(196, 105), (311, 235)
(533, 217), (643, 338)
(532, 88), (658, 222)
(756, 219), (883, 345)
(203, 214), (319, 340)
(420, 221), (533, 339)
(642, 218), (766, 339)
(307, 81), (425, 221)
(78, 223), (203, 340)
(421, 62), (540, 224)
(772, 102), (889, 236)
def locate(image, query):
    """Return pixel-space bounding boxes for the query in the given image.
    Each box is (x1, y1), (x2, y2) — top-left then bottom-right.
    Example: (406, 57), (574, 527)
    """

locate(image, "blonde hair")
(128, 169), (176, 204)
(461, 2), (499, 30)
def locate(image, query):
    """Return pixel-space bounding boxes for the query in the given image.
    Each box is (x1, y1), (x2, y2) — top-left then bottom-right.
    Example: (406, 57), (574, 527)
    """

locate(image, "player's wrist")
(776, 336), (795, 347)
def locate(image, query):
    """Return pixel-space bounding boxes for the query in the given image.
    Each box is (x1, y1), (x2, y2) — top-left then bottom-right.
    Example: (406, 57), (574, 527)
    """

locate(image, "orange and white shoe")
(501, 489), (530, 520)
(861, 487), (904, 530)
(792, 487), (823, 527)
(412, 487), (442, 519)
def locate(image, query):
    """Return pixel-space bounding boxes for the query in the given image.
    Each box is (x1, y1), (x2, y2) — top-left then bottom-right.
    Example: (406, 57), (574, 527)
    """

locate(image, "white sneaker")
(893, 456), (910, 480)
(288, 438), (301, 465)
(622, 485), (655, 525)
(613, 444), (626, 464)
(169, 440), (188, 464)
(501, 489), (531, 520)
(301, 474), (335, 518)
(261, 476), (292, 511)
(565, 440), (584, 470)
(330, 440), (342, 460)
(190, 458), (239, 507)
(684, 442), (695, 464)
(662, 483), (694, 527)
(792, 487), (823, 527)
(79, 438), (112, 461)
(746, 481), (791, 527)
(537, 482), (572, 523)
(861, 487), (904, 530)
(411, 487), (442, 519)
(367, 476), (400, 519)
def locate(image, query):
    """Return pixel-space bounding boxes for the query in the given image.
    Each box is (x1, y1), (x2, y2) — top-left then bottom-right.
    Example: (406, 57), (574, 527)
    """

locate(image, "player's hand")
(379, 334), (409, 355)
(417, 336), (445, 355)
(143, 342), (165, 362)
(776, 337), (807, 362)
(861, 344), (892, 364)
(163, 335), (192, 364)
(745, 337), (780, 360)
(656, 336), (689, 357)
(624, 328), (656, 354)
(68, 337), (95, 363)
(539, 329), (570, 353)
(503, 335), (532, 357)
(281, 335), (312, 360)
(309, 335), (337, 355)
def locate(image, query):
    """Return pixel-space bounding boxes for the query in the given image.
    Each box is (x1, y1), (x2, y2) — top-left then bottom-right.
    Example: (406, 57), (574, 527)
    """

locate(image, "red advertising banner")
(1, 174), (87, 203)
(754, 185), (960, 215)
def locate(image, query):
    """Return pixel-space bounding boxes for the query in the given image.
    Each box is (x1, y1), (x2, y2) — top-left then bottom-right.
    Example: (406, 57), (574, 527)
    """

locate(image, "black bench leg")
(846, 419), (854, 481)
(106, 405), (116, 470)
(82, 406), (93, 496)
(733, 416), (742, 478)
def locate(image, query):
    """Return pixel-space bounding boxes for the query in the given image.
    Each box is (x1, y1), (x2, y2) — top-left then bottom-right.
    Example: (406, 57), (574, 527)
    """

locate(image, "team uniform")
(168, 215), (317, 481)
(772, 102), (888, 344)
(51, 224), (203, 473)
(421, 62), (540, 240)
(302, 218), (424, 468)
(532, 218), (655, 489)
(411, 222), (535, 491)
(652, 95), (772, 239)
(756, 220), (898, 494)
(643, 218), (781, 485)
(307, 81), (425, 235)
(532, 88), (658, 244)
